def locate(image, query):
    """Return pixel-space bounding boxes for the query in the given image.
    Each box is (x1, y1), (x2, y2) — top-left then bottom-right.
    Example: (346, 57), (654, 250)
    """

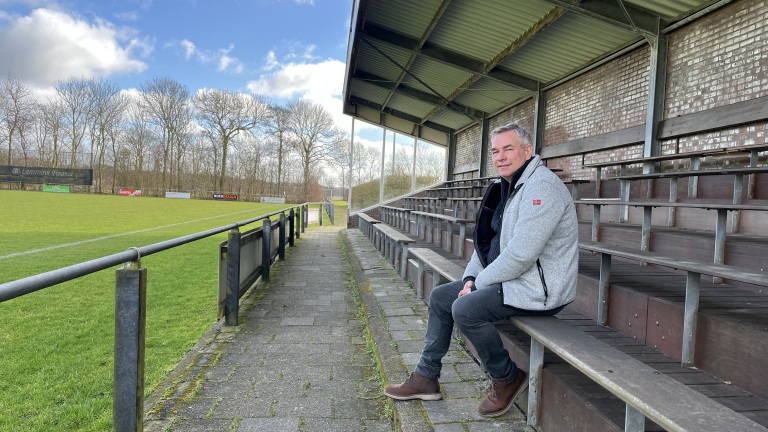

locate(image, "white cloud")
(0, 8), (149, 86)
(114, 10), (139, 21)
(180, 38), (195, 60)
(174, 39), (244, 74)
(246, 58), (357, 132)
(263, 51), (279, 71)
(247, 59), (344, 100)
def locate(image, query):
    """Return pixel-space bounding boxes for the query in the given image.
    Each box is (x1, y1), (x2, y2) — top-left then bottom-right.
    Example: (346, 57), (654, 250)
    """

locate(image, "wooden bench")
(402, 242), (765, 431)
(410, 211), (472, 258)
(356, 213), (380, 241)
(403, 196), (445, 213)
(504, 315), (768, 432)
(373, 224), (415, 279)
(426, 185), (483, 199)
(582, 143), (768, 199)
(574, 199), (768, 274)
(407, 247), (465, 299)
(379, 205), (411, 231)
(445, 197), (482, 218)
(562, 179), (591, 199)
(579, 240), (768, 366)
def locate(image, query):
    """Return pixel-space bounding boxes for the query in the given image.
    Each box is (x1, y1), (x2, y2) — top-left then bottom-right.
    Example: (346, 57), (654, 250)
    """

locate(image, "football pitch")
(0, 190), (317, 431)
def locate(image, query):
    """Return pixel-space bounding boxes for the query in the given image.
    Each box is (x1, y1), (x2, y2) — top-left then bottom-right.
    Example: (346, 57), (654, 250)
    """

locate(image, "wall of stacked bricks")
(453, 0), (768, 182)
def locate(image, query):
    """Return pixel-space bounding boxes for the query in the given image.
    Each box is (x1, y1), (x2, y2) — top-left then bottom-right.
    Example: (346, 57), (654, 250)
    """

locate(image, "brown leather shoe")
(384, 372), (442, 401)
(478, 370), (528, 417)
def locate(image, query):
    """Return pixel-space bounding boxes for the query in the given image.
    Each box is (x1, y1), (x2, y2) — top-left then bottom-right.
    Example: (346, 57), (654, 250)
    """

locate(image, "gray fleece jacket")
(463, 155), (579, 310)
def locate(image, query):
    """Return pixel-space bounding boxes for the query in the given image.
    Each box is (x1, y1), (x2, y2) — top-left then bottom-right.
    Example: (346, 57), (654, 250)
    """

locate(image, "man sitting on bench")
(384, 123), (579, 417)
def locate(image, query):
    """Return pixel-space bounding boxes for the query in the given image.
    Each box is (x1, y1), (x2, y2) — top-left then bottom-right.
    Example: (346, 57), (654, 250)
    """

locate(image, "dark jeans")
(415, 280), (564, 384)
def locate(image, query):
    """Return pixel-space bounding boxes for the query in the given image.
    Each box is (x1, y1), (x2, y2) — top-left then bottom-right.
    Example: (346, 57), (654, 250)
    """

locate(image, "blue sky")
(0, 0), (355, 129)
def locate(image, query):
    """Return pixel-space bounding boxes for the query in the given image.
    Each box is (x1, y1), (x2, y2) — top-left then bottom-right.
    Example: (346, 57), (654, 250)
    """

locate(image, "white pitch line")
(0, 208), (265, 260)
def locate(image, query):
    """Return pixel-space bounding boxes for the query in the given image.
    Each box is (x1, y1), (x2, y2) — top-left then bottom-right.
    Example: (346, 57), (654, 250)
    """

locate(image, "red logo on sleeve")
(533, 199), (542, 205)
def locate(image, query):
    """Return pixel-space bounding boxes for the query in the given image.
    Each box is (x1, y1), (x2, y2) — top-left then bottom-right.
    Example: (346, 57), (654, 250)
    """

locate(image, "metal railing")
(0, 203), (312, 432)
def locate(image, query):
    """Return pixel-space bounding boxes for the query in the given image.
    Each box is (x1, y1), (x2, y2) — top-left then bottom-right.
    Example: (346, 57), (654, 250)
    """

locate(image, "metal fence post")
(295, 207), (301, 239)
(279, 213), (286, 260)
(330, 202), (335, 225)
(319, 202), (324, 226)
(114, 259), (147, 432)
(225, 228), (241, 326)
(303, 205), (308, 231)
(288, 208), (295, 247)
(262, 218), (272, 282)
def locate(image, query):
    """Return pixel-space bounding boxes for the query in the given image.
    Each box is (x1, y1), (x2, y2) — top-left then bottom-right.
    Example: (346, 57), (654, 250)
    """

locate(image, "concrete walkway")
(144, 225), (532, 432)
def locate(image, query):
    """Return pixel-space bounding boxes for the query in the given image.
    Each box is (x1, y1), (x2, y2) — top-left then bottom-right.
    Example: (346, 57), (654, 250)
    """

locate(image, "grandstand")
(343, 0), (768, 430)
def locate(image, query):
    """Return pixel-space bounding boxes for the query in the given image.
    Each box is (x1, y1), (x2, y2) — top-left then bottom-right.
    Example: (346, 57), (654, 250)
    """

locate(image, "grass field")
(0, 190), (343, 431)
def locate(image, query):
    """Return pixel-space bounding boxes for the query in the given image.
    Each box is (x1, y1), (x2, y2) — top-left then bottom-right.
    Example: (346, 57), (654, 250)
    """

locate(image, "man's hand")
(458, 280), (474, 297)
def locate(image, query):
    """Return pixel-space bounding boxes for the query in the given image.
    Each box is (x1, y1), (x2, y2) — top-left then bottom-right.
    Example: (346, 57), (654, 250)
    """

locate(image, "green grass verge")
(0, 190), (295, 431)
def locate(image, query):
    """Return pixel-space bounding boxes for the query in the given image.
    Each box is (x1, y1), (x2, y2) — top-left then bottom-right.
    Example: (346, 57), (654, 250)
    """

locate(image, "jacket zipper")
(536, 259), (549, 307)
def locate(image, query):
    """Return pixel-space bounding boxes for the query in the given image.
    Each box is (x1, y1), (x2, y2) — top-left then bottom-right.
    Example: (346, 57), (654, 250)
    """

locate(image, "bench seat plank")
(373, 224), (415, 278)
(408, 247), (464, 298)
(509, 316), (768, 432)
(579, 241), (768, 286)
(608, 166), (768, 181)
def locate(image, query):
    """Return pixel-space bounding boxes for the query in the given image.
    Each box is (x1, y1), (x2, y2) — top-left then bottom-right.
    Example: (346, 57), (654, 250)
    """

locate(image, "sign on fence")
(260, 196), (286, 203)
(213, 193), (238, 201)
(165, 191), (191, 199)
(42, 184), (71, 193)
(0, 165), (93, 185)
(119, 189), (142, 197)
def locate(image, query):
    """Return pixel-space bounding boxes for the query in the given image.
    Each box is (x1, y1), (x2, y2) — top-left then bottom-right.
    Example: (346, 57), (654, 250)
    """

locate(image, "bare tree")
(0, 75), (34, 165)
(139, 77), (191, 192)
(326, 134), (353, 197)
(262, 104), (293, 195)
(88, 80), (127, 192)
(55, 77), (99, 167)
(193, 89), (266, 191)
(124, 100), (153, 191)
(36, 99), (67, 167)
(285, 99), (339, 201)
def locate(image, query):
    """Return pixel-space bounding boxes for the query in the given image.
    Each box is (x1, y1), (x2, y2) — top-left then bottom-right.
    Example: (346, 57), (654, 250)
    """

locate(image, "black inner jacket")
(477, 157), (532, 266)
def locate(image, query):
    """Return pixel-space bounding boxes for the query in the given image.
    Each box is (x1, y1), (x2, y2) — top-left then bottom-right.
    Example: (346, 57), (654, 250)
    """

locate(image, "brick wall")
(666, 0), (768, 118)
(545, 47), (650, 146)
(454, 123), (481, 169)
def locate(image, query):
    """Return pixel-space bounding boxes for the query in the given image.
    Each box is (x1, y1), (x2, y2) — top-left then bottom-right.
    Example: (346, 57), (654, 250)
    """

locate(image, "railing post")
(319, 202), (324, 226)
(303, 205), (308, 231)
(329, 202), (335, 224)
(288, 208), (295, 247)
(295, 207), (301, 239)
(114, 259), (147, 432)
(225, 228), (241, 326)
(262, 218), (272, 282)
(279, 213), (286, 260)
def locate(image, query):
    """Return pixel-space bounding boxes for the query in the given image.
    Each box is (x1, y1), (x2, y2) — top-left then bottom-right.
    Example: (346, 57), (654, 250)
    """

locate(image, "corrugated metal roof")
(344, 0), (727, 144)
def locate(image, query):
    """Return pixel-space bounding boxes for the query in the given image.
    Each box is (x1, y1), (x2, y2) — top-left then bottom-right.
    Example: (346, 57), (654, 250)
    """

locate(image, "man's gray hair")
(490, 123), (533, 147)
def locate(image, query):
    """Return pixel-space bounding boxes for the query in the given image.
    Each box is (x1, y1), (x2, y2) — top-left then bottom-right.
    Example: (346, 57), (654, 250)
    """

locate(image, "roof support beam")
(382, 0), (453, 109)
(349, 96), (452, 134)
(539, 0), (662, 37)
(361, 23), (540, 91)
(352, 71), (488, 119)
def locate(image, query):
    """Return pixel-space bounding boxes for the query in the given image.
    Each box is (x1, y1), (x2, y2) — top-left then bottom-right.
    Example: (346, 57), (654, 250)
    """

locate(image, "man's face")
(491, 130), (533, 182)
